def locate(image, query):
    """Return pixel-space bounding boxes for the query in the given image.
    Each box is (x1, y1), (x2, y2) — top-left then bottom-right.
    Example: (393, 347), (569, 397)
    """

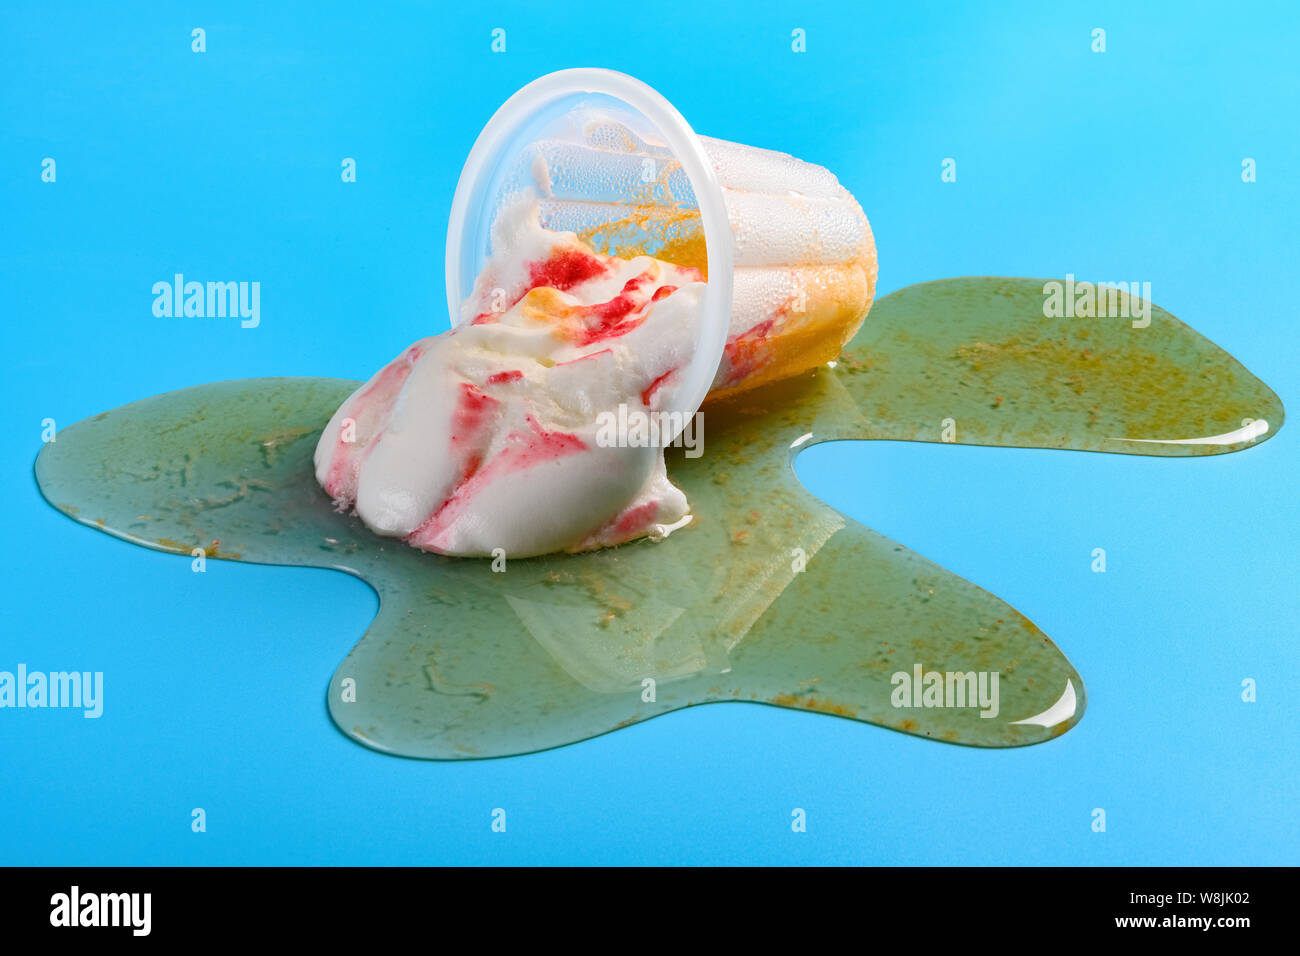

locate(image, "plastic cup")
(446, 68), (875, 437)
(446, 68), (732, 447)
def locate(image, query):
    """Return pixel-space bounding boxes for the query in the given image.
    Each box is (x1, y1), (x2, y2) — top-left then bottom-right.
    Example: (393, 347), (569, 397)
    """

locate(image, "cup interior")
(445, 69), (734, 442)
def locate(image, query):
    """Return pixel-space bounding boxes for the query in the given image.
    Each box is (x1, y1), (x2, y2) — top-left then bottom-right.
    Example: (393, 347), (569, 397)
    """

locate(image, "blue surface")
(2, 0), (1296, 865)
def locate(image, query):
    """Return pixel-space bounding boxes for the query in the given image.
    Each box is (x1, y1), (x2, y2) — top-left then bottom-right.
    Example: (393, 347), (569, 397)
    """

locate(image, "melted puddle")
(35, 278), (1283, 758)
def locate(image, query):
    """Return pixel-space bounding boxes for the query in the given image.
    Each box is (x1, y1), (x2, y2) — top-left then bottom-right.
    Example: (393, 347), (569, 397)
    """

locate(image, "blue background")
(3, 0), (1296, 865)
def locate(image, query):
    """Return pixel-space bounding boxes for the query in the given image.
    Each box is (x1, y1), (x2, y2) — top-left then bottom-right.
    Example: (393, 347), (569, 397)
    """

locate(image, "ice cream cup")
(446, 68), (877, 442)
(314, 69), (874, 557)
(446, 68), (734, 446)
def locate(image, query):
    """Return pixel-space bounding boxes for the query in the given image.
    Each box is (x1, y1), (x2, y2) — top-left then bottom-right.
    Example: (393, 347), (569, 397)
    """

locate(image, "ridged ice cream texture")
(314, 119), (877, 557)
(534, 122), (878, 396)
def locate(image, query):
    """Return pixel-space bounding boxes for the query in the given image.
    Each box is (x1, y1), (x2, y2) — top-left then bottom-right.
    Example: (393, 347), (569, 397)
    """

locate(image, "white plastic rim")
(444, 67), (734, 433)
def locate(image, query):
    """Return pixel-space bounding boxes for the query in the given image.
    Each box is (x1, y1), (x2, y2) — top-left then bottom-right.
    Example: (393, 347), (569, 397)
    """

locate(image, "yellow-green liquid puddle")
(34, 279), (1284, 758)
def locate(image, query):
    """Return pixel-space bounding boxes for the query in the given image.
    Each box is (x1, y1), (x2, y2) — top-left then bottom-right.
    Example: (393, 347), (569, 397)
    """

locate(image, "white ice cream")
(316, 117), (879, 559)
(314, 202), (706, 557)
